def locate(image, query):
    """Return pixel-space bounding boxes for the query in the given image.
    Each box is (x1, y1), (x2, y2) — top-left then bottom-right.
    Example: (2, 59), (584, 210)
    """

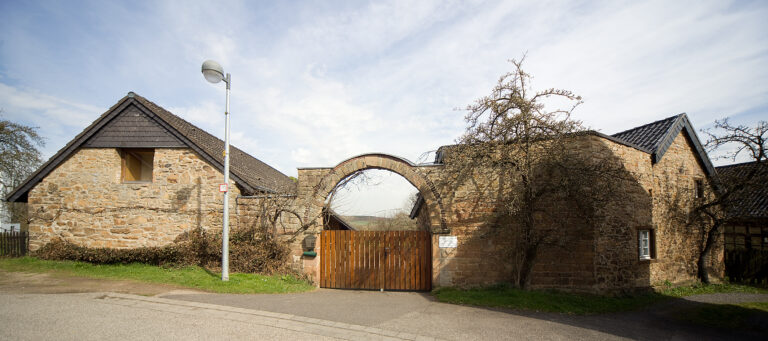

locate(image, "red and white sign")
(219, 183), (228, 192)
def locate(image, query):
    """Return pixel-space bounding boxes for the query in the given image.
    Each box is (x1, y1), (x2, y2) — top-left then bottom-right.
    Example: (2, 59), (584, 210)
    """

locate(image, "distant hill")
(340, 214), (419, 231)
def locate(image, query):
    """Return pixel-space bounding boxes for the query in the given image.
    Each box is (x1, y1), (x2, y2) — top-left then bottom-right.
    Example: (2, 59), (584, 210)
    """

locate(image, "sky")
(0, 0), (766, 216)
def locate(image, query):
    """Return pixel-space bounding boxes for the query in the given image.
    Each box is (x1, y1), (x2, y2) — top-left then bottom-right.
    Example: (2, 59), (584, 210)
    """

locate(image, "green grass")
(0, 257), (315, 294)
(432, 282), (768, 315)
(658, 282), (768, 297)
(432, 284), (667, 315)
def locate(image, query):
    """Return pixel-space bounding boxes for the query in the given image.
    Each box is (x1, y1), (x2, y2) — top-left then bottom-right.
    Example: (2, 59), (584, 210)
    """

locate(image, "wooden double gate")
(320, 230), (432, 291)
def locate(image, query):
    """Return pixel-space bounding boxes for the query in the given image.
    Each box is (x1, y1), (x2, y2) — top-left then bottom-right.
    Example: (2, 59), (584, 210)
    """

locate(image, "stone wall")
(26, 133), (722, 292)
(648, 132), (724, 284)
(420, 132), (722, 293)
(591, 137), (654, 291)
(235, 195), (317, 279)
(27, 148), (239, 250)
(427, 135), (645, 292)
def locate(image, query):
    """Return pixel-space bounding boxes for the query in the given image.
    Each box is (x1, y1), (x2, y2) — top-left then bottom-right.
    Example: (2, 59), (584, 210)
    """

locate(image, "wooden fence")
(725, 249), (768, 284)
(0, 231), (29, 257)
(320, 230), (432, 291)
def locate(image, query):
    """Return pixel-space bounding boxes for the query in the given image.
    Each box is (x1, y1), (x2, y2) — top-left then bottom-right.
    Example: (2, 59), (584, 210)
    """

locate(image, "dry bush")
(36, 226), (291, 275)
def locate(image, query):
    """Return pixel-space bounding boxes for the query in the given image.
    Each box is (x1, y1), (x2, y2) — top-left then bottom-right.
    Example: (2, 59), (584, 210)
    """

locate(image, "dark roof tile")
(5, 92), (295, 202)
(132, 94), (295, 194)
(611, 115), (680, 153)
(716, 161), (768, 219)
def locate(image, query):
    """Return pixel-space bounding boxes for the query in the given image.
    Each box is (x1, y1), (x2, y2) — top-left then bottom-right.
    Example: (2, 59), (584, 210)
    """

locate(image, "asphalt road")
(2, 270), (767, 340)
(0, 292), (351, 340)
(162, 289), (768, 340)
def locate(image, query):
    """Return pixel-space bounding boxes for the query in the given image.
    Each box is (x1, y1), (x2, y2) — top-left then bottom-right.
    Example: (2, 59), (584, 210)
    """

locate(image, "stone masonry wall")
(27, 148), (239, 250)
(285, 133), (723, 292)
(649, 132), (724, 284)
(235, 195), (316, 278)
(592, 137), (654, 292)
(425, 135), (652, 292)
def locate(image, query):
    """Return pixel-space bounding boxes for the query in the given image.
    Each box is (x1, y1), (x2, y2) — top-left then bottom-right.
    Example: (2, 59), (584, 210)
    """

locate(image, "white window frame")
(639, 229), (651, 260)
(694, 179), (704, 199)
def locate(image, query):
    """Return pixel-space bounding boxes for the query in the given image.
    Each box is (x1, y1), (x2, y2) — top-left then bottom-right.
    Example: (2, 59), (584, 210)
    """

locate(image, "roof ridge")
(715, 160), (764, 169)
(611, 113), (684, 138)
(4, 94), (135, 202)
(129, 92), (295, 193)
(6, 92), (295, 202)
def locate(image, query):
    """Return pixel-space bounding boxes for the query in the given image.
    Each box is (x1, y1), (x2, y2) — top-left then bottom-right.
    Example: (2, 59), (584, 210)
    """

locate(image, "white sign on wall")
(438, 236), (458, 248)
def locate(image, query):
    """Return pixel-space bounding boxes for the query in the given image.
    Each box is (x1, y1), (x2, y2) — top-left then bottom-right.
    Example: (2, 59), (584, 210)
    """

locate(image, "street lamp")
(201, 59), (231, 281)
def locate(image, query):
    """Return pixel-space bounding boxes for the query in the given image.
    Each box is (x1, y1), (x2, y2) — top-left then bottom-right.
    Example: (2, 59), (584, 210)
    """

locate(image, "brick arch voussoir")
(303, 154), (448, 233)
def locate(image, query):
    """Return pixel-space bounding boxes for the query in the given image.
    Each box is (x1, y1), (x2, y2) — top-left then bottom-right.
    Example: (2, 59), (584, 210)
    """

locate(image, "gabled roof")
(409, 195), (424, 219)
(323, 207), (356, 231)
(611, 113), (716, 176)
(5, 92), (295, 202)
(715, 161), (768, 220)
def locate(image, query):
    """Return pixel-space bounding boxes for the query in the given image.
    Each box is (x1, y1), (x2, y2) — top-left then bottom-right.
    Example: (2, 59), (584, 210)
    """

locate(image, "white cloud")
(0, 83), (102, 158)
(1, 0), (766, 214)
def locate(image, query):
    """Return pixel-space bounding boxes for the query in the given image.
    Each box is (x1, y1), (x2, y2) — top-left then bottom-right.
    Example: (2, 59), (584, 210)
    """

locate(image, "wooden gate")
(320, 230), (432, 291)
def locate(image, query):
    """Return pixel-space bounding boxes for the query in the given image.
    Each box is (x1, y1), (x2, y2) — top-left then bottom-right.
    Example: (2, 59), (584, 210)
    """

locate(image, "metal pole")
(222, 72), (231, 281)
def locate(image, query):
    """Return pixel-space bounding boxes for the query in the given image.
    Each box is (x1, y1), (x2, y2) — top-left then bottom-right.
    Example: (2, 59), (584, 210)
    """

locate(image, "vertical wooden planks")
(319, 230), (431, 291)
(320, 231), (326, 287)
(403, 231), (408, 290)
(334, 230), (341, 288)
(368, 231), (376, 289)
(384, 232), (395, 289)
(419, 231), (432, 290)
(376, 231), (383, 290)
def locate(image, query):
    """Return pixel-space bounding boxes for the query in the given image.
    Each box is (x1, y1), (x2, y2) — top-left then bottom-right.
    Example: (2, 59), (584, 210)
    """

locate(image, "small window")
(121, 149), (154, 182)
(695, 179), (704, 198)
(639, 229), (654, 260)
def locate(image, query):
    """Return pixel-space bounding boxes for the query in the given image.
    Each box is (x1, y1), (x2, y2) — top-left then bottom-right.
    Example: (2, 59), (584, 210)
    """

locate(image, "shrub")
(36, 227), (291, 275)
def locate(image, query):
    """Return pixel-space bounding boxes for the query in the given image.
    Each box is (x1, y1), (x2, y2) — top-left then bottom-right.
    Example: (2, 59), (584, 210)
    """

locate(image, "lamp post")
(201, 59), (231, 281)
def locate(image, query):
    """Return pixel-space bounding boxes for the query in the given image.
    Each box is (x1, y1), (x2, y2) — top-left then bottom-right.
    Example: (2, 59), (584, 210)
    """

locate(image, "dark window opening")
(121, 148), (154, 183)
(695, 179), (704, 198)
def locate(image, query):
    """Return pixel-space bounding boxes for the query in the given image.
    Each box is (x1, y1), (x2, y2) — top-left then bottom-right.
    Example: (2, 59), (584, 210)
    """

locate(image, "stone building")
(7, 93), (724, 293)
(5, 92), (295, 250)
(391, 114), (723, 292)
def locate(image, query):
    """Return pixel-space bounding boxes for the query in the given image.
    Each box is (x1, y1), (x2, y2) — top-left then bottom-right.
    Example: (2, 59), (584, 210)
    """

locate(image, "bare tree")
(440, 57), (628, 288)
(1, 115), (45, 225)
(693, 119), (767, 283)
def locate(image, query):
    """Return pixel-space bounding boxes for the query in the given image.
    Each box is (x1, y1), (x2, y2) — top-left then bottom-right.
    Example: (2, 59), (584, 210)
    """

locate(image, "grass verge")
(432, 283), (768, 315)
(432, 285), (666, 315)
(0, 257), (314, 294)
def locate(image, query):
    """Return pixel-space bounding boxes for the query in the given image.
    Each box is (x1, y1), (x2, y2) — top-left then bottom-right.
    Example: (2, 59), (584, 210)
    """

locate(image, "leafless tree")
(0, 115), (45, 225)
(440, 57), (629, 288)
(693, 119), (767, 283)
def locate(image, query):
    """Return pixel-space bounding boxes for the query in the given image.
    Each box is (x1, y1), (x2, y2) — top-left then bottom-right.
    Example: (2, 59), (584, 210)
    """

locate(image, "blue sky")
(1, 0), (766, 215)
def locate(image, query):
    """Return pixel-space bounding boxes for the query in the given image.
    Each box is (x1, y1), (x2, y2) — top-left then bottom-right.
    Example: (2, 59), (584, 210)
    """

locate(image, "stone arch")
(303, 153), (447, 232)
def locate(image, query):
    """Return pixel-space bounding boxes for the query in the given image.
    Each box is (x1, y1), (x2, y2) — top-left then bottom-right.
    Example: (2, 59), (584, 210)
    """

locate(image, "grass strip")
(432, 284), (666, 315)
(659, 282), (768, 297)
(0, 257), (314, 294)
(432, 283), (768, 315)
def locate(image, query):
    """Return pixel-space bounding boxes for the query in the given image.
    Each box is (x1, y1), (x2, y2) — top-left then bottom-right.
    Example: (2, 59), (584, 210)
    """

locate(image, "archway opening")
(324, 169), (427, 231)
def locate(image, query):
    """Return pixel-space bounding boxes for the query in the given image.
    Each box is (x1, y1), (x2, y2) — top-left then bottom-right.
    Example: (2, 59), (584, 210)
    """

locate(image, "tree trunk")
(697, 221), (721, 284)
(517, 244), (539, 289)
